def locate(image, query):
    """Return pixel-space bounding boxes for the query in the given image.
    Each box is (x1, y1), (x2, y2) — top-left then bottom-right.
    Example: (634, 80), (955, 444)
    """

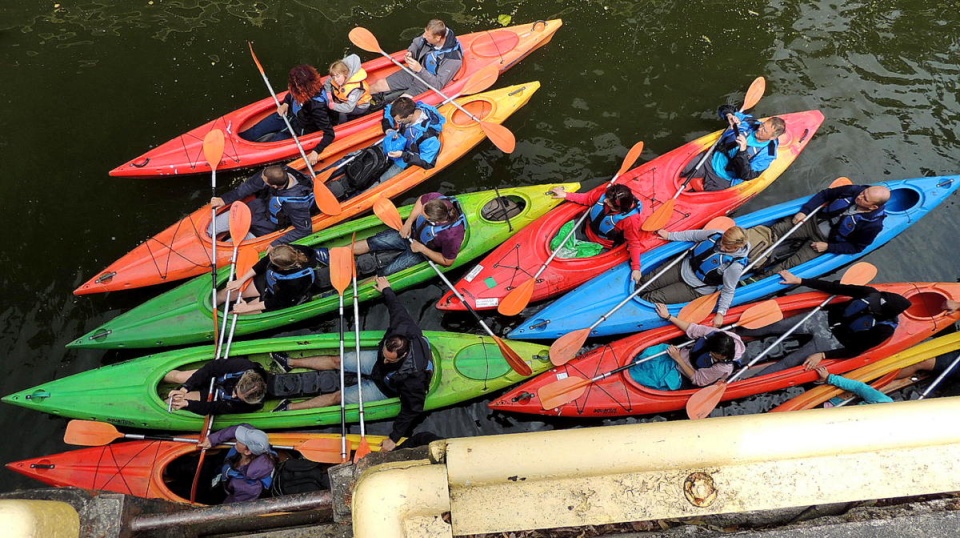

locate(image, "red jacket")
(565, 190), (644, 271)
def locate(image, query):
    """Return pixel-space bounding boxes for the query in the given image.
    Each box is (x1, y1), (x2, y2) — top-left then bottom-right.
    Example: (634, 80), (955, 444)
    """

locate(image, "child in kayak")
(324, 54), (372, 124)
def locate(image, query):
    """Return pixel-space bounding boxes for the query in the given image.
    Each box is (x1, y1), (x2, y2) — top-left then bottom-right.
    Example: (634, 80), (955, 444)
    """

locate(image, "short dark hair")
(391, 97), (417, 120)
(604, 184), (637, 213)
(384, 335), (410, 359)
(704, 332), (735, 362)
(262, 165), (287, 187)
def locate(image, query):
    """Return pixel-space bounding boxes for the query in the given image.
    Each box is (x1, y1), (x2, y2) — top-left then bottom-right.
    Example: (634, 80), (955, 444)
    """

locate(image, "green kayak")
(6, 332), (550, 431)
(68, 184), (576, 349)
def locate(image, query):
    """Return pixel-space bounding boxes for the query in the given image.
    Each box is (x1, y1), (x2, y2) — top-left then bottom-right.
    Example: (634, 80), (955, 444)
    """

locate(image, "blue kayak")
(508, 175), (960, 340)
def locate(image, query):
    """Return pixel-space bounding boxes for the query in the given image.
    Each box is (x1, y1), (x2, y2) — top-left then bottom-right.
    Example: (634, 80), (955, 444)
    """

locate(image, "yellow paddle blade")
(538, 376), (590, 410)
(228, 202), (252, 244)
(498, 278), (536, 316)
(348, 27), (382, 53)
(330, 246), (354, 295)
(203, 129), (225, 171)
(686, 380), (727, 420)
(549, 328), (590, 366)
(677, 292), (719, 323)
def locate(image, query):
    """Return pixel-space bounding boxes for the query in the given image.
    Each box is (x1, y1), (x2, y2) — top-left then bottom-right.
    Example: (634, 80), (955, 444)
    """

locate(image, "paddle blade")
(494, 336), (532, 376)
(677, 292), (719, 323)
(736, 300), (783, 329)
(703, 216), (736, 231)
(830, 176), (853, 188)
(353, 437), (372, 463)
(538, 376), (590, 410)
(741, 77), (766, 111)
(498, 278), (536, 316)
(642, 199), (675, 232)
(314, 178), (342, 216)
(348, 27), (381, 53)
(686, 380), (727, 420)
(373, 197), (404, 231)
(839, 262), (877, 286)
(617, 141), (645, 177)
(550, 328), (590, 366)
(203, 129), (225, 171)
(64, 420), (122, 447)
(480, 121), (516, 154)
(247, 41), (265, 74)
(330, 246), (354, 295)
(228, 202), (252, 244)
(297, 438), (344, 464)
(461, 64), (499, 95)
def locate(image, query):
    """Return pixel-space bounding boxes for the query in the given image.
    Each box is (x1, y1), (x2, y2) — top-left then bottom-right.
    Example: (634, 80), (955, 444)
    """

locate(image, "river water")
(2, 1), (959, 494)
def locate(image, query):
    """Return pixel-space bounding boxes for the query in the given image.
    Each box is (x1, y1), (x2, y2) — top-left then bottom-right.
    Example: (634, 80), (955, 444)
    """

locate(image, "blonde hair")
(236, 370), (266, 404)
(329, 60), (349, 78)
(268, 245), (309, 271)
(721, 226), (746, 246)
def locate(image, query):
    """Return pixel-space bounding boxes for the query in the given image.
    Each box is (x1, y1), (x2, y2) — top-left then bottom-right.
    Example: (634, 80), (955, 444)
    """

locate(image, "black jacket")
(221, 166), (317, 246)
(181, 357), (266, 415)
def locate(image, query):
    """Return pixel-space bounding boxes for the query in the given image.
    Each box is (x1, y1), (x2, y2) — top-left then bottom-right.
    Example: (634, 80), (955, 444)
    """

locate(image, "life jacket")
(690, 234), (748, 286)
(413, 196), (466, 248)
(213, 371), (246, 403)
(291, 93), (327, 117)
(689, 337), (714, 370)
(221, 448), (274, 492)
(839, 296), (900, 333)
(824, 195), (887, 242)
(717, 120), (777, 186)
(267, 193), (315, 225)
(586, 194), (642, 242)
(382, 336), (434, 393)
(419, 30), (463, 76)
(331, 69), (372, 107)
(383, 103), (445, 169)
(264, 266), (316, 293)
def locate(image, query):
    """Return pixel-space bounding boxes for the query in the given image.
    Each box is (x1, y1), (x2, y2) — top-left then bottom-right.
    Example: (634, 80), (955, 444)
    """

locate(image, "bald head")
(855, 186), (890, 211)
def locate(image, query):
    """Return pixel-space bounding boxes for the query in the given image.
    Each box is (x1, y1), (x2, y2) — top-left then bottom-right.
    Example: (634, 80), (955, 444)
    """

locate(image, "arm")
(400, 196), (427, 238)
(381, 285), (423, 340)
(269, 198), (315, 247)
(389, 382), (427, 443)
(304, 100), (336, 162)
(799, 277), (878, 300)
(622, 215), (645, 273)
(726, 144), (772, 180)
(656, 303), (692, 332)
(716, 263), (746, 316)
(205, 424), (241, 447)
(563, 189), (603, 207)
(220, 173), (267, 205)
(402, 135), (441, 169)
(827, 373), (894, 404)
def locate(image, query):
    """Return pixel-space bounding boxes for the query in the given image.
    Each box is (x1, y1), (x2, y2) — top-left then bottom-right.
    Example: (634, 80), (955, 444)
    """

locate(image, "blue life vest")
(422, 35), (463, 76)
(213, 371), (246, 403)
(586, 194), (642, 242)
(220, 448), (274, 492)
(413, 196), (466, 247)
(840, 297), (900, 333)
(383, 103), (445, 169)
(690, 234), (748, 286)
(291, 93), (326, 117)
(689, 337), (714, 370)
(715, 120), (777, 186)
(264, 266), (316, 292)
(267, 192), (315, 225)
(824, 195), (886, 242)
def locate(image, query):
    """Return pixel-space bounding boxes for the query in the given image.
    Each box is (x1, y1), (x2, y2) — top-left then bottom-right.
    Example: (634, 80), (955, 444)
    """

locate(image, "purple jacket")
(208, 424), (276, 503)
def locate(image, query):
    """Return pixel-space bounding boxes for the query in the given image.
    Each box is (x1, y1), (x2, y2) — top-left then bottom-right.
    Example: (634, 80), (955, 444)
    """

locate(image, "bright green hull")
(67, 184), (576, 349)
(7, 332), (551, 431)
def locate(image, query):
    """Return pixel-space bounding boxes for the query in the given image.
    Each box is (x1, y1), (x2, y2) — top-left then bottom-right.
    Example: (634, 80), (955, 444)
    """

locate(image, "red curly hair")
(287, 64), (323, 104)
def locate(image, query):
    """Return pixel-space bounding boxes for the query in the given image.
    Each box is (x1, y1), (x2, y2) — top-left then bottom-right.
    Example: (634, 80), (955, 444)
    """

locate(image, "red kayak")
(489, 282), (960, 418)
(110, 20), (562, 178)
(436, 109), (824, 312)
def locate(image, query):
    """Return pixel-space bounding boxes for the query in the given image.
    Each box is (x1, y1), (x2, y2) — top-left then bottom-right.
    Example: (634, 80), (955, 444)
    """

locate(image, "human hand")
(655, 303), (670, 320)
(726, 113), (740, 128)
(167, 388), (187, 403)
(656, 229), (669, 240)
(210, 197), (225, 209)
(373, 276), (391, 293)
(548, 186), (566, 199)
(736, 134), (748, 151)
(792, 212), (807, 225)
(307, 151), (319, 166)
(277, 102), (289, 117)
(405, 56), (423, 73)
(943, 299), (960, 313)
(399, 221), (413, 239)
(408, 239), (427, 254)
(815, 366), (830, 382)
(387, 150), (403, 159)
(225, 279), (242, 292)
(381, 438), (397, 452)
(631, 269), (642, 283)
(779, 270), (802, 286)
(712, 312), (724, 327)
(666, 345), (681, 361)
(811, 241), (828, 253)
(170, 398), (190, 411)
(803, 352), (825, 371)
(198, 439), (212, 450)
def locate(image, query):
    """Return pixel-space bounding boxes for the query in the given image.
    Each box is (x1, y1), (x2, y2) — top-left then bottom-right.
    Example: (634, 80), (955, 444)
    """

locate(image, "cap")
(235, 425), (270, 456)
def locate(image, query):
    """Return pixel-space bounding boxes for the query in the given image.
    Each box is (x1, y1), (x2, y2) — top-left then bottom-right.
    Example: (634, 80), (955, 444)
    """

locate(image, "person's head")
(261, 165), (288, 188)
(854, 186), (891, 211)
(287, 64), (323, 104)
(268, 244), (309, 271)
(390, 97), (418, 125)
(718, 226), (747, 253)
(235, 425), (270, 456)
(603, 184), (637, 214)
(422, 19), (448, 46)
(382, 335), (411, 364)
(329, 59), (349, 87)
(234, 370), (267, 405)
(423, 197), (460, 225)
(703, 332), (736, 363)
(755, 117), (786, 141)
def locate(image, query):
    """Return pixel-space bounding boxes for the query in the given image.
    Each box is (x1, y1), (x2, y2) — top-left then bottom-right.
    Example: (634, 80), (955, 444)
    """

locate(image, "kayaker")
(741, 270), (911, 376)
(209, 164), (318, 247)
(814, 367), (893, 406)
(547, 184), (645, 282)
(325, 96), (445, 201)
(351, 192), (465, 276)
(324, 54), (372, 124)
(655, 302), (745, 387)
(683, 105), (785, 191)
(640, 226), (754, 327)
(238, 64), (335, 166)
(748, 183), (890, 277)
(165, 357), (268, 415)
(271, 276), (432, 453)
(199, 424), (277, 503)
(367, 19), (463, 102)
(217, 244), (330, 314)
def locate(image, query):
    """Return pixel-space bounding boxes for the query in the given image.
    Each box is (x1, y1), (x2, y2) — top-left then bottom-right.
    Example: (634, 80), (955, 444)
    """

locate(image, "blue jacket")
(710, 108), (778, 184)
(799, 185), (886, 254)
(381, 102), (445, 170)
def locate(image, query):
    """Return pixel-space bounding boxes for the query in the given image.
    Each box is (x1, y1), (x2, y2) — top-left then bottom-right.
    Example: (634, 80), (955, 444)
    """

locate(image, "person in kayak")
(683, 105), (786, 191)
(655, 302), (745, 387)
(324, 54), (372, 124)
(209, 165), (318, 247)
(239, 64), (335, 166)
(199, 424), (276, 503)
(270, 276), (433, 453)
(325, 96), (445, 201)
(547, 183), (645, 282)
(368, 19), (463, 101)
(164, 357), (268, 415)
(814, 366), (893, 406)
(350, 192), (465, 277)
(749, 183), (890, 277)
(640, 226), (753, 327)
(741, 269), (911, 376)
(216, 244), (330, 314)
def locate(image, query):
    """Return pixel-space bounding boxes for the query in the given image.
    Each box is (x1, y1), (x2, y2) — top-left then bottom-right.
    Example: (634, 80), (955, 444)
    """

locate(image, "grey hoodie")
(324, 54), (369, 114)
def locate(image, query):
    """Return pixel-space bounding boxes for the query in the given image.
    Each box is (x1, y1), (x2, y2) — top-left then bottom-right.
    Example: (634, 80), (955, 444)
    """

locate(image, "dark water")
(2, 1), (960, 494)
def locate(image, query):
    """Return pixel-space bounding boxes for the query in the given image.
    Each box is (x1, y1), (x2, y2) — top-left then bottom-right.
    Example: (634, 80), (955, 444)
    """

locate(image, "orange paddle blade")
(495, 336), (532, 376)
(314, 178), (342, 216)
(203, 129), (225, 171)
(686, 380), (727, 420)
(236, 247), (260, 290)
(704, 216), (736, 231)
(247, 41), (266, 74)
(742, 77), (766, 111)
(353, 437), (372, 463)
(839, 262), (877, 286)
(228, 202), (252, 244)
(480, 121), (516, 154)
(461, 64), (499, 95)
(297, 438), (345, 464)
(538, 376), (590, 410)
(618, 141), (645, 177)
(736, 300), (783, 329)
(642, 199), (675, 232)
(330, 246), (354, 295)
(677, 292), (719, 323)
(498, 278), (536, 316)
(549, 328), (590, 366)
(64, 420), (123, 446)
(830, 176), (852, 188)
(348, 27), (381, 53)
(373, 197), (404, 231)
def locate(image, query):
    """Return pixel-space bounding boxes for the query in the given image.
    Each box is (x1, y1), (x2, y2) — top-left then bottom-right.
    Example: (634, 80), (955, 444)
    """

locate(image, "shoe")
(272, 399), (290, 413)
(315, 247), (330, 266)
(270, 352), (291, 373)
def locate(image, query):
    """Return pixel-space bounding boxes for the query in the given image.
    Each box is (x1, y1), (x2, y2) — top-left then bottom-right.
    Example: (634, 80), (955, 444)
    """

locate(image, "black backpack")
(267, 370), (357, 398)
(327, 146), (392, 201)
(271, 458), (330, 496)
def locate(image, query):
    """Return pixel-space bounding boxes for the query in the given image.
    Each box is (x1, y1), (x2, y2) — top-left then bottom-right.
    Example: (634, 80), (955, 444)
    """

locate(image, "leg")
(239, 113), (287, 142)
(753, 339), (820, 376)
(369, 78), (391, 94)
(642, 281), (703, 305)
(377, 163), (404, 184)
(639, 262), (686, 298)
(285, 350), (378, 411)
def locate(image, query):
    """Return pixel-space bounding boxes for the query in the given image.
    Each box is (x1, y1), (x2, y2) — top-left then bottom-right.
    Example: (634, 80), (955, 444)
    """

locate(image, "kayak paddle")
(329, 246), (355, 463)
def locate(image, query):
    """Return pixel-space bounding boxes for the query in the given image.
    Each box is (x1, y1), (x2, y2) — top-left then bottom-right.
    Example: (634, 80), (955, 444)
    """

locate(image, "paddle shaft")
(338, 292), (348, 462)
(215, 246), (241, 359)
(190, 377), (218, 502)
(919, 353), (960, 399)
(352, 274), (366, 437)
(739, 203), (827, 275)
